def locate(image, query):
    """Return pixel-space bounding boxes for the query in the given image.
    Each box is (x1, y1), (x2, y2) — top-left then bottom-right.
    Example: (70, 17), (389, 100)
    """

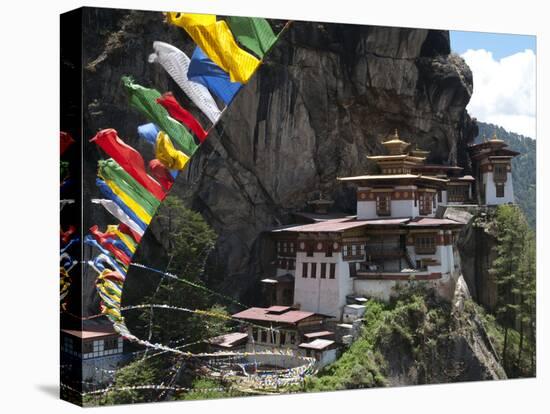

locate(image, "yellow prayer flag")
(155, 131), (190, 170)
(167, 12), (260, 83)
(104, 178), (152, 225)
(107, 225), (137, 253)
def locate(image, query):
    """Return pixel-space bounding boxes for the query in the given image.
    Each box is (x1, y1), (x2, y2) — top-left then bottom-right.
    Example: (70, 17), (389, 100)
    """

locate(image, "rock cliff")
(80, 9), (478, 312)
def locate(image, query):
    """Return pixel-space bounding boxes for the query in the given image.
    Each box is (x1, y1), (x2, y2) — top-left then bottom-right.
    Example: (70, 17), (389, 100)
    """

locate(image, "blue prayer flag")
(188, 47), (242, 105)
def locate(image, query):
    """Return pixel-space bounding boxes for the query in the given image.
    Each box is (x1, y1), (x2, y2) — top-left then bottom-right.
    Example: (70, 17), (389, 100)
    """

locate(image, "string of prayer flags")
(149, 159), (175, 191)
(101, 176), (153, 225)
(89, 225), (133, 262)
(166, 12), (260, 83)
(90, 129), (166, 200)
(122, 76), (197, 156)
(118, 222), (142, 243)
(92, 196), (145, 236)
(148, 41), (221, 124)
(106, 225), (137, 254)
(225, 16), (277, 58)
(98, 159), (160, 217)
(95, 179), (148, 231)
(188, 47), (242, 105)
(157, 93), (207, 142)
(155, 131), (190, 170)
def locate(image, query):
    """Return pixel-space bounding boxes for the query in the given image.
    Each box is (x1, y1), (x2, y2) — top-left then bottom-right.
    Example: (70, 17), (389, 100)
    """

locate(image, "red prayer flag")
(149, 159), (174, 191)
(157, 93), (208, 142)
(60, 131), (75, 155)
(60, 225), (76, 245)
(90, 225), (131, 266)
(118, 223), (142, 243)
(90, 129), (166, 201)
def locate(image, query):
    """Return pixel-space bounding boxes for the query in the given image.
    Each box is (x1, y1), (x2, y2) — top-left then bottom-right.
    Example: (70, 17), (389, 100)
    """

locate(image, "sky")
(450, 31), (536, 138)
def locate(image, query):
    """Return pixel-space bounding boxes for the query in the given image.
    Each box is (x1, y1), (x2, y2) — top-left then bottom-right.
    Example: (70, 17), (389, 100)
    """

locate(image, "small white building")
(469, 134), (519, 205)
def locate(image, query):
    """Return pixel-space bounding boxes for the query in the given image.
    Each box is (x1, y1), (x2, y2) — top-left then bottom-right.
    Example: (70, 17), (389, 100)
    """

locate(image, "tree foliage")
(488, 204), (536, 376)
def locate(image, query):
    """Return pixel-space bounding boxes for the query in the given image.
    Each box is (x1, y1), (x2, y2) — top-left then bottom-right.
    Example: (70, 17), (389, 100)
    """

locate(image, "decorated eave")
(337, 173), (449, 189)
(412, 164), (463, 175)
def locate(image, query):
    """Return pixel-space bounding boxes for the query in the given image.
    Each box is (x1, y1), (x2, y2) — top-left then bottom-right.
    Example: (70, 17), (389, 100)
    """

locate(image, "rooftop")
(303, 330), (334, 339)
(405, 217), (462, 227)
(206, 332), (248, 348)
(61, 325), (118, 340)
(232, 307), (321, 325)
(298, 338), (335, 350)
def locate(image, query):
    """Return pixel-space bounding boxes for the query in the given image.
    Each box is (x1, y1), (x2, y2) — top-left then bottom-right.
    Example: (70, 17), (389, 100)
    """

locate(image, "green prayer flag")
(121, 77), (197, 157)
(98, 159), (160, 216)
(226, 17), (277, 58)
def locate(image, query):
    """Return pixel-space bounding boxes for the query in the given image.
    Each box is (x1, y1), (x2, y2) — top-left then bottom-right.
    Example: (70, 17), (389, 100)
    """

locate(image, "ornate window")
(376, 194), (391, 216)
(496, 183), (505, 198)
(414, 234), (436, 255)
(311, 263), (317, 278)
(493, 164), (507, 182)
(419, 193), (432, 215)
(302, 262), (308, 278)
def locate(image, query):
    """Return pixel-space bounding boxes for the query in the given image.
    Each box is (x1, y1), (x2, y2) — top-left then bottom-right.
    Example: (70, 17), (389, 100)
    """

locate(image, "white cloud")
(460, 48), (536, 138)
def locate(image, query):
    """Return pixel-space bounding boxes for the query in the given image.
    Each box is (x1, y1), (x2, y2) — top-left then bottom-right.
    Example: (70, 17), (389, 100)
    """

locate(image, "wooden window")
(419, 193), (432, 215)
(290, 242), (295, 253)
(493, 164), (507, 182)
(415, 234), (436, 254)
(82, 341), (93, 354)
(104, 337), (119, 351)
(260, 330), (267, 343)
(302, 262), (308, 278)
(280, 332), (286, 345)
(326, 243), (333, 257)
(376, 194), (391, 216)
(311, 263), (317, 278)
(306, 242), (314, 257)
(289, 259), (295, 270)
(329, 263), (336, 279)
(320, 263), (327, 278)
(496, 183), (505, 198)
(437, 191), (442, 203)
(252, 328), (258, 341)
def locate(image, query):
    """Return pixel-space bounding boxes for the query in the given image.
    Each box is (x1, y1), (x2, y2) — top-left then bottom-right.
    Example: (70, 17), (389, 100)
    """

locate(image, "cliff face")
(80, 10), (478, 308)
(168, 21), (478, 301)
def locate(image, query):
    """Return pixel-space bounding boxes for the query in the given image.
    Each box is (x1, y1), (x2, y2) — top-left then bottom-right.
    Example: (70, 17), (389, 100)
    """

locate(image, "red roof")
(232, 307), (319, 325)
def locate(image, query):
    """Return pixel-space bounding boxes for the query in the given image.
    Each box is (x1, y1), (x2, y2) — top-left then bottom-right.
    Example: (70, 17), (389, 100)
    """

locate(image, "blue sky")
(448, 31), (536, 138)
(450, 31), (536, 59)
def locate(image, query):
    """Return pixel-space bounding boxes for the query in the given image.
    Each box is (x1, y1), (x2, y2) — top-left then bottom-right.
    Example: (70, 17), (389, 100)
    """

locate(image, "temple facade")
(260, 130), (518, 319)
(469, 134), (519, 205)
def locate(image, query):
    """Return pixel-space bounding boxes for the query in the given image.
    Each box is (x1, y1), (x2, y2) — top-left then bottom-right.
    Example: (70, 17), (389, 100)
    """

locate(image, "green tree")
(488, 204), (536, 375)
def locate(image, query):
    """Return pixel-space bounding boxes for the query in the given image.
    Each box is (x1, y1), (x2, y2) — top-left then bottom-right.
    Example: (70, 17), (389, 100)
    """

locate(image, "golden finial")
(394, 129), (399, 139)
(491, 130), (498, 141)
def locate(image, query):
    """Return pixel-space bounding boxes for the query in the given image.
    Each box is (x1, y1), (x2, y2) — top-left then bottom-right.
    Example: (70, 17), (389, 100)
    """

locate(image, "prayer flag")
(157, 93), (207, 142)
(166, 12), (260, 83)
(188, 47), (242, 105)
(148, 41), (221, 123)
(155, 131), (190, 170)
(91, 128), (166, 200)
(122, 76), (197, 156)
(226, 16), (277, 58)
